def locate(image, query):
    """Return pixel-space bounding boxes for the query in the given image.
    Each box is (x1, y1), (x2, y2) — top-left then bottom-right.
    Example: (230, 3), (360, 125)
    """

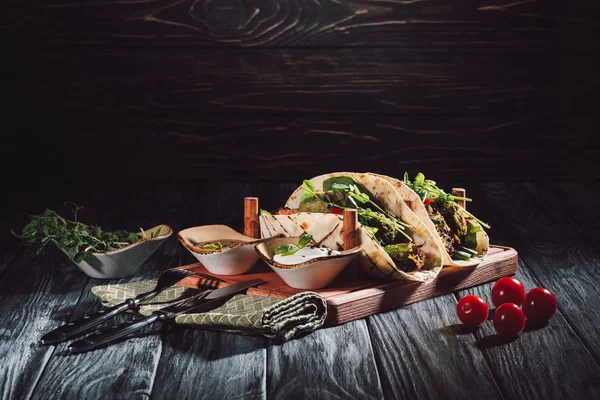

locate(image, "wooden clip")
(342, 209), (360, 281)
(244, 197), (259, 238)
(452, 188), (466, 210)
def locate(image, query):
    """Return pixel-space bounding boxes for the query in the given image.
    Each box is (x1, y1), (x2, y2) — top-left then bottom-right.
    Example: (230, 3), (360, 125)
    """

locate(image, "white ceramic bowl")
(178, 225), (274, 275)
(58, 224), (173, 279)
(255, 237), (362, 290)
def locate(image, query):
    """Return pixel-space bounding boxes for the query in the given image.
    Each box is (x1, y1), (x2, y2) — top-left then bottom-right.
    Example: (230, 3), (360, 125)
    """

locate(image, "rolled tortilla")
(261, 172), (444, 283)
(369, 173), (489, 268)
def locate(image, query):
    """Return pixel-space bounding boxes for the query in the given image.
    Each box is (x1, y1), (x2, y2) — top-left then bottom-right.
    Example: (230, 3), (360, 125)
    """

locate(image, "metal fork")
(41, 268), (218, 344)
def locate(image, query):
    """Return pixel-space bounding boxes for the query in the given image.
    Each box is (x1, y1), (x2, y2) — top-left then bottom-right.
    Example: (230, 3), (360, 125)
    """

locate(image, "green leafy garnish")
(199, 242), (224, 250)
(298, 234), (313, 249)
(300, 180), (318, 203)
(260, 209), (272, 215)
(403, 172), (490, 229)
(11, 204), (141, 263)
(275, 234), (313, 256)
(301, 176), (412, 243)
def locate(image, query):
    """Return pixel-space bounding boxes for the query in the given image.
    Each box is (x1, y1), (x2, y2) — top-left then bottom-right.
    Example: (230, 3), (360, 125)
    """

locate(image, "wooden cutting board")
(173, 245), (518, 326)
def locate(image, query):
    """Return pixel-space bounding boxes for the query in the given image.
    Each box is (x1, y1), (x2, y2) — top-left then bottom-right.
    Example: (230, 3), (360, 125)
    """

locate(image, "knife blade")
(68, 278), (265, 353)
(40, 269), (222, 345)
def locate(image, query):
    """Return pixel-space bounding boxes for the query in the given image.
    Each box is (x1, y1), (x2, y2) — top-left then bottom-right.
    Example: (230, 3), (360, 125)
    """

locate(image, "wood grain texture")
(3, 0), (598, 49)
(30, 240), (177, 399)
(7, 49), (598, 116)
(0, 238), (23, 280)
(532, 182), (600, 252)
(267, 320), (383, 399)
(4, 115), (599, 187)
(367, 294), (503, 399)
(150, 185), (273, 400)
(454, 184), (600, 399)
(29, 190), (198, 399)
(457, 263), (600, 399)
(476, 182), (600, 365)
(153, 328), (267, 400)
(0, 247), (90, 400)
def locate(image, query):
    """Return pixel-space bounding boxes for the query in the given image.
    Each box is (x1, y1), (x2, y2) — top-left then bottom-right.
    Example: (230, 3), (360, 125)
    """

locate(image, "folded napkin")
(91, 280), (328, 341)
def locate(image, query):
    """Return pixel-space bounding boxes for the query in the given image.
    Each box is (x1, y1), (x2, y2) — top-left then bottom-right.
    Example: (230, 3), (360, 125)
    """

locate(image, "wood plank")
(30, 237), (180, 399)
(0, 247), (90, 400)
(0, 236), (23, 279)
(151, 185), (272, 400)
(459, 265), (600, 399)
(29, 190), (196, 399)
(153, 329), (267, 400)
(454, 185), (600, 398)
(3, 0), (598, 49)
(475, 182), (600, 365)
(175, 246), (518, 326)
(7, 49), (597, 117)
(3, 115), (599, 188)
(0, 203), (121, 399)
(267, 320), (383, 399)
(530, 182), (600, 252)
(367, 294), (503, 399)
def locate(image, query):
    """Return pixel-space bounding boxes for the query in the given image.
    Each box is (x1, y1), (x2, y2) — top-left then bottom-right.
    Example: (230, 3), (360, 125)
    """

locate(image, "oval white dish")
(58, 224), (173, 279)
(254, 236), (361, 290)
(178, 225), (274, 276)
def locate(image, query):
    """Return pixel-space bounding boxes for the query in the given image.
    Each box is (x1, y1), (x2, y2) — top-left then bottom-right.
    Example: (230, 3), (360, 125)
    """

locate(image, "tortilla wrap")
(260, 172), (444, 283)
(369, 173), (489, 268)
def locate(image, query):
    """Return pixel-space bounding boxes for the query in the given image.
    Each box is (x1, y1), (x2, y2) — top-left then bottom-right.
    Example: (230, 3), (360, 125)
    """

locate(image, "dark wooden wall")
(2, 0), (599, 201)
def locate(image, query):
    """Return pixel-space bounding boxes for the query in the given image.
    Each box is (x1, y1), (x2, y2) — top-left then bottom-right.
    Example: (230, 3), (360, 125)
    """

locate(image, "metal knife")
(68, 278), (265, 353)
(40, 270), (221, 345)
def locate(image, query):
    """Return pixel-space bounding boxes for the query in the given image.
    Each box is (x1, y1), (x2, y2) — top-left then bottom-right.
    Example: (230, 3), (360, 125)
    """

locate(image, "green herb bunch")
(11, 205), (144, 263)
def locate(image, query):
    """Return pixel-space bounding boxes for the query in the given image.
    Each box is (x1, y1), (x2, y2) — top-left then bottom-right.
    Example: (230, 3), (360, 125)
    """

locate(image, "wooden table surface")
(2, 181), (600, 399)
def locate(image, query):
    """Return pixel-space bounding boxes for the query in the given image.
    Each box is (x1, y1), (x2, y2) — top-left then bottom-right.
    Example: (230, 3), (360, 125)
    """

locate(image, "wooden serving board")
(174, 245), (518, 327)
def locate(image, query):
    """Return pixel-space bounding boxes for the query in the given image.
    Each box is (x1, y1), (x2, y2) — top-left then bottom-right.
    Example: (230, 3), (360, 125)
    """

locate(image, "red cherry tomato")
(491, 277), (525, 307)
(522, 288), (557, 324)
(493, 303), (526, 336)
(456, 295), (489, 326)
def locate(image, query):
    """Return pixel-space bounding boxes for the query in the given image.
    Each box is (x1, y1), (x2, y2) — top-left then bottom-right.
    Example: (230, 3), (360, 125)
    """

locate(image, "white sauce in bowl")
(273, 246), (341, 265)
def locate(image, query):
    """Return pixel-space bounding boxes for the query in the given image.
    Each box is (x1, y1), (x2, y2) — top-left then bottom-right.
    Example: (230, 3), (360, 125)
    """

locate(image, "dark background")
(2, 0), (599, 235)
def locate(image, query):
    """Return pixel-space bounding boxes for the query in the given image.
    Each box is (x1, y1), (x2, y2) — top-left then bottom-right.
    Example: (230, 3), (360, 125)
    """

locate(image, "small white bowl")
(58, 224), (173, 279)
(178, 225), (273, 275)
(255, 237), (362, 290)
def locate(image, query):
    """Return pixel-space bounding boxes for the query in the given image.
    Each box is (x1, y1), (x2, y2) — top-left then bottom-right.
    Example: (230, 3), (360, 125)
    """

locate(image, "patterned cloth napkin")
(91, 280), (328, 341)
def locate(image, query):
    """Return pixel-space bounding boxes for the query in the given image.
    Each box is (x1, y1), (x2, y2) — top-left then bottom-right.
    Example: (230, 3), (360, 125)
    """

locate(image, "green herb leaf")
(303, 180), (316, 193)
(11, 206), (140, 262)
(297, 234), (313, 249)
(274, 244), (300, 256)
(330, 183), (351, 191)
(322, 176), (360, 192)
(363, 226), (379, 238)
(260, 209), (271, 215)
(301, 192), (316, 203)
(74, 252), (86, 263)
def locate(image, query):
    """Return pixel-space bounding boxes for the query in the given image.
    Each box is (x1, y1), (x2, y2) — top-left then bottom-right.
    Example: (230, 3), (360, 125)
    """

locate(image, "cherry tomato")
(493, 303), (526, 336)
(491, 277), (526, 307)
(522, 288), (557, 324)
(456, 295), (489, 326)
